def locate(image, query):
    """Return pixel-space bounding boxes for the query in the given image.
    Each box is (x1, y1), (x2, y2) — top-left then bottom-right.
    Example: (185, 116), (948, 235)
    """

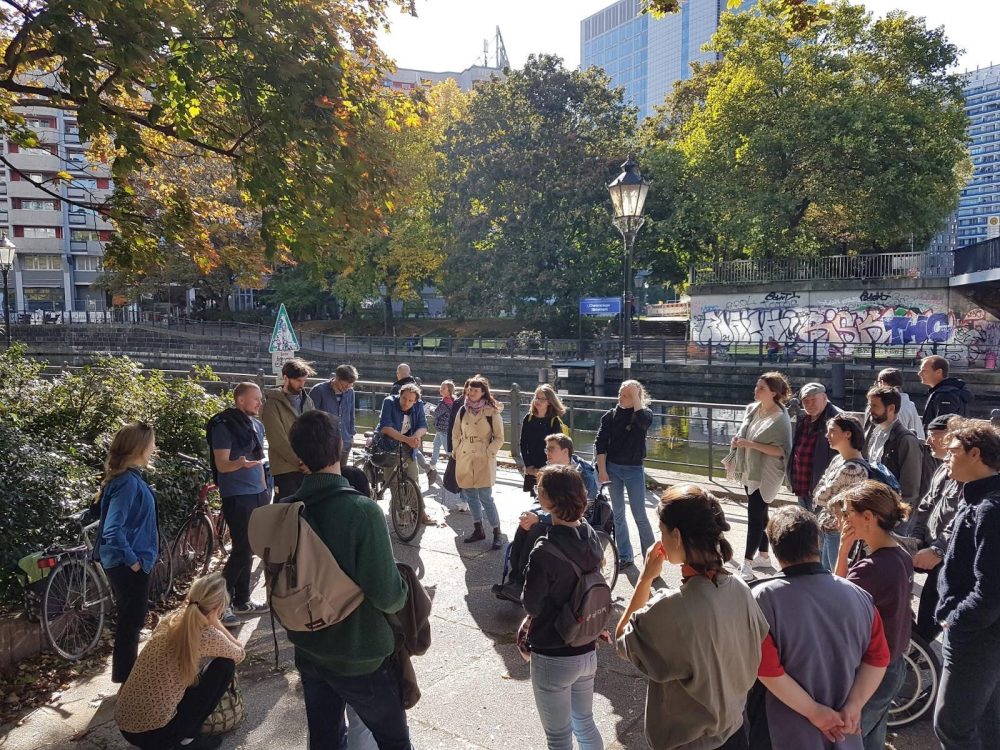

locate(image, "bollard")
(830, 362), (846, 402)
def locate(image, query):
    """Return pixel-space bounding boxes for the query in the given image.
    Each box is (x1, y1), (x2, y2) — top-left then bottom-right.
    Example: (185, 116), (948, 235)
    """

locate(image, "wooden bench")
(467, 339), (506, 352)
(416, 336), (445, 351)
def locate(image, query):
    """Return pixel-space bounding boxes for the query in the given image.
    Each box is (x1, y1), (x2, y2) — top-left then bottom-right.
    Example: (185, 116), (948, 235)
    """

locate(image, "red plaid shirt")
(790, 417), (822, 497)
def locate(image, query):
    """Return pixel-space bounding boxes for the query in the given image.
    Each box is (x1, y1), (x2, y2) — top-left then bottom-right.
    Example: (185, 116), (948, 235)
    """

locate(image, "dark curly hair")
(536, 464), (589, 522)
(657, 484), (734, 577)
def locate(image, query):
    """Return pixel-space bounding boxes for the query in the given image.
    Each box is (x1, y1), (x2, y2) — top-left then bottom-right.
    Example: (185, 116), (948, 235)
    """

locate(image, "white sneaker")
(456, 502), (470, 513)
(752, 553), (772, 569)
(740, 563), (757, 582)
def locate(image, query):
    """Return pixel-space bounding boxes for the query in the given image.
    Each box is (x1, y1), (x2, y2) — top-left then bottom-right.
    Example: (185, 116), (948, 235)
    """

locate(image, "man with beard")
(262, 358), (316, 502)
(866, 386), (923, 507)
(207, 381), (271, 625)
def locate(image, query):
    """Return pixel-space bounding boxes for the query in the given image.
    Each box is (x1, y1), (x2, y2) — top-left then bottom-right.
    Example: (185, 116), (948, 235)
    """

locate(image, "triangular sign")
(269, 303), (300, 353)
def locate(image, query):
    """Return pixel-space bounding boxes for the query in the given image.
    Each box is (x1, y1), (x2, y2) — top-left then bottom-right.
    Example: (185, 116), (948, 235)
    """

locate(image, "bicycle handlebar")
(177, 452), (208, 470)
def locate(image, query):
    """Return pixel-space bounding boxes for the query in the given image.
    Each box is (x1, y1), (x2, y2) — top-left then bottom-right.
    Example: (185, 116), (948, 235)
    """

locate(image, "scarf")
(465, 397), (486, 415)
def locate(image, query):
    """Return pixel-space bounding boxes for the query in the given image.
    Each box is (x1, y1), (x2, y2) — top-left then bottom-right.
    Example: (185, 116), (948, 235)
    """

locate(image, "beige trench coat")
(452, 405), (504, 489)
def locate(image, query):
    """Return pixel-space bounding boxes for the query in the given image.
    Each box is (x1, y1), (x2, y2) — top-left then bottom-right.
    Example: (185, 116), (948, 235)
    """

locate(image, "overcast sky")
(375, 0), (997, 75)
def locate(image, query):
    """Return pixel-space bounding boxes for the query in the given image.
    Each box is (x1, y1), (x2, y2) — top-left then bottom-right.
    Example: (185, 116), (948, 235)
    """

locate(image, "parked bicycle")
(888, 629), (941, 729)
(20, 507), (172, 661)
(354, 433), (424, 542)
(590, 482), (619, 592)
(170, 453), (229, 578)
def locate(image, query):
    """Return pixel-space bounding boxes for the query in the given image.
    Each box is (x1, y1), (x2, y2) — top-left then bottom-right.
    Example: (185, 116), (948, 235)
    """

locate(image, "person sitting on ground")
(910, 414), (962, 642)
(748, 506), (889, 750)
(810, 414), (869, 572)
(493, 433), (598, 603)
(520, 385), (569, 496)
(933, 418), (1000, 750)
(115, 572), (246, 750)
(834, 481), (914, 750)
(616, 484), (770, 750)
(521, 465), (607, 750)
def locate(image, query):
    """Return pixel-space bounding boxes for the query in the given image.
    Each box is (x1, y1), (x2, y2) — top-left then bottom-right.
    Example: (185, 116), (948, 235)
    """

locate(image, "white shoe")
(740, 563), (757, 582)
(752, 553), (772, 569)
(726, 558), (742, 571)
(456, 502), (470, 513)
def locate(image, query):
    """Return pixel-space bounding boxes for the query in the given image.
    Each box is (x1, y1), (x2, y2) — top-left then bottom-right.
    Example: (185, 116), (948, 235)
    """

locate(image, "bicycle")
(33, 508), (171, 660)
(171, 453), (229, 578)
(354, 434), (424, 542)
(590, 482), (619, 592)
(887, 629), (941, 729)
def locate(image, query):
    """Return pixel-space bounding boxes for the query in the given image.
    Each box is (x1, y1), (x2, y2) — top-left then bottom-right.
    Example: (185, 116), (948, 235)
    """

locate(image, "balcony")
(72, 269), (100, 284)
(9, 151), (64, 173)
(691, 252), (955, 287)
(69, 239), (104, 254)
(13, 236), (64, 252)
(8, 180), (61, 199)
(19, 269), (64, 285)
(10, 208), (63, 225)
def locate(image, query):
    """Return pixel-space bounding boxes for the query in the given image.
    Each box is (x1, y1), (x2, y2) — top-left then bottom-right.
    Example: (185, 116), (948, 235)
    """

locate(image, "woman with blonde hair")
(93, 422), (159, 683)
(724, 372), (793, 582)
(453, 375), (506, 548)
(116, 573), (246, 750)
(520, 384), (570, 496)
(595, 379), (655, 569)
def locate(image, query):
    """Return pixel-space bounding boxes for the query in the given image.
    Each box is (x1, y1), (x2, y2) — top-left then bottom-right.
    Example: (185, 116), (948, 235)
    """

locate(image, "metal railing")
(954, 237), (1000, 276)
(692, 251), (955, 286)
(691, 340), (985, 370)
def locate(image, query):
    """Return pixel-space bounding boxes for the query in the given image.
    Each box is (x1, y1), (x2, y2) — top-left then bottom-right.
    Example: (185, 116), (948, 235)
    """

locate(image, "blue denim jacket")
(98, 468), (159, 573)
(376, 395), (427, 456)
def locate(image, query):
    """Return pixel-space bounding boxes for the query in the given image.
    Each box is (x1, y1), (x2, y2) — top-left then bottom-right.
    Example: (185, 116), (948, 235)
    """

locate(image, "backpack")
(572, 455), (599, 501)
(537, 538), (613, 647)
(847, 458), (902, 494)
(248, 499), (365, 663)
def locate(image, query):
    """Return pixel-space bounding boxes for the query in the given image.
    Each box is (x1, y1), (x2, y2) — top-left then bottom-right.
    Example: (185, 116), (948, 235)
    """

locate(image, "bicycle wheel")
(362, 459), (381, 501)
(888, 632), (941, 728)
(148, 531), (174, 606)
(214, 511), (231, 559)
(595, 530), (619, 592)
(172, 514), (214, 578)
(390, 477), (423, 542)
(42, 558), (107, 661)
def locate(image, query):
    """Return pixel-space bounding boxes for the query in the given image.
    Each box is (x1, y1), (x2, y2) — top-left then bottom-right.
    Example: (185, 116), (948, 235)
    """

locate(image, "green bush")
(0, 347), (227, 608)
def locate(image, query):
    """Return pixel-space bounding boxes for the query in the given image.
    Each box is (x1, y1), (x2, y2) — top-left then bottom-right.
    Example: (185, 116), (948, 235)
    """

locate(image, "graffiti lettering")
(764, 291), (801, 303)
(860, 291), (891, 303)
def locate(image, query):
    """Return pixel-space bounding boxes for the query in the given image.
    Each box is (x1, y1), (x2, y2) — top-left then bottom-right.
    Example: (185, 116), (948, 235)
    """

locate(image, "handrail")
(691, 251), (954, 286)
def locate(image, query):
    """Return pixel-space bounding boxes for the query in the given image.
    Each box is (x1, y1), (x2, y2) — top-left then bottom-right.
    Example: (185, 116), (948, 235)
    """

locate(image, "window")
(65, 122), (80, 135)
(13, 199), (58, 210)
(25, 117), (55, 129)
(67, 151), (87, 165)
(21, 144), (57, 156)
(71, 229), (100, 242)
(10, 171), (47, 183)
(75, 256), (102, 271)
(22, 287), (63, 310)
(16, 226), (60, 238)
(69, 204), (99, 218)
(20, 254), (62, 271)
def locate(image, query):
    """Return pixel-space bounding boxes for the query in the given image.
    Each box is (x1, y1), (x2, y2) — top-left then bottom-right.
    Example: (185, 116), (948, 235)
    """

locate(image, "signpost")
(579, 297), (622, 317)
(988, 215), (1000, 240)
(269, 303), (300, 376)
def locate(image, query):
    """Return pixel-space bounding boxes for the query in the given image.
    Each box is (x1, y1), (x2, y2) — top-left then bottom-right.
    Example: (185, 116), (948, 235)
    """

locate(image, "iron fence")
(692, 252), (954, 286)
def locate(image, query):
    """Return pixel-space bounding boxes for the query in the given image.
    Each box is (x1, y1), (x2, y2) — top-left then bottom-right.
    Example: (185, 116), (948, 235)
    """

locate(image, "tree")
(334, 80), (468, 323)
(0, 0), (418, 268)
(439, 55), (636, 325)
(646, 0), (969, 260)
(260, 264), (338, 320)
(645, 0), (832, 32)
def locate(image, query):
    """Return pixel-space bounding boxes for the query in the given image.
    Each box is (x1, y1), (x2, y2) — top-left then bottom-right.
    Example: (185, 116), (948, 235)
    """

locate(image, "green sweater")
(287, 472), (408, 676)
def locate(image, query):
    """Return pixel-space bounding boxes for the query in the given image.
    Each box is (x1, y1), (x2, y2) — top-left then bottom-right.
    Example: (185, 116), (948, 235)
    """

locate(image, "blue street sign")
(579, 297), (622, 317)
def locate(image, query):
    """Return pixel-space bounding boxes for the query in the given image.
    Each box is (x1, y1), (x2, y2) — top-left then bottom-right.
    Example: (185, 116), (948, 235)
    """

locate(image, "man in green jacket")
(287, 410), (412, 749)
(262, 358), (316, 501)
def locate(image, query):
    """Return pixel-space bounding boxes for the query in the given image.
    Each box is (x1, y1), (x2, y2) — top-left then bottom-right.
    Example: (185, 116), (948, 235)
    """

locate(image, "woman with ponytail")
(94, 422), (158, 683)
(615, 485), (769, 750)
(834, 481), (913, 750)
(116, 573), (245, 750)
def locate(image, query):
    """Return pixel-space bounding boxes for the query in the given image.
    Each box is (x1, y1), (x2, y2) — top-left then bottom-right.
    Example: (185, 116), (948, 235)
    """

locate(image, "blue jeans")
(798, 495), (813, 512)
(861, 656), (906, 750)
(820, 530), (840, 572)
(464, 487), (500, 528)
(530, 651), (604, 750)
(431, 431), (448, 464)
(935, 626), (1000, 750)
(346, 704), (376, 750)
(299, 656), (412, 750)
(606, 462), (654, 564)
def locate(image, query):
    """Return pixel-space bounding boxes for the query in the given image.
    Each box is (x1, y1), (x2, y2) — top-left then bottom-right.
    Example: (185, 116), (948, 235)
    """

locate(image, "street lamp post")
(0, 235), (16, 346)
(607, 156), (649, 381)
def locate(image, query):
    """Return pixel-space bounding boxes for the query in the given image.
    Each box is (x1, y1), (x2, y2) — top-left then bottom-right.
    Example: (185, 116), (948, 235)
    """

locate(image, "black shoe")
(492, 527), (503, 551)
(617, 559), (636, 572)
(492, 582), (522, 603)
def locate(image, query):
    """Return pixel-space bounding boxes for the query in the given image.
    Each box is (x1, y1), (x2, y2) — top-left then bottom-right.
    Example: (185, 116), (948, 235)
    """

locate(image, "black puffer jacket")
(923, 377), (973, 427)
(522, 522), (605, 656)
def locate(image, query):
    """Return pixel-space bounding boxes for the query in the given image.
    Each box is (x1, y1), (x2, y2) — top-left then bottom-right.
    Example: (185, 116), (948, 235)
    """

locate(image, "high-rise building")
(384, 64), (503, 93)
(3, 105), (115, 316)
(956, 64), (1000, 248)
(580, 0), (752, 121)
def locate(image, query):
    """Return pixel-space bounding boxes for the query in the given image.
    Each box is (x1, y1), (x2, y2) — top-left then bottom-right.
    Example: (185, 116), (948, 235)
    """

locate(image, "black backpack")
(538, 538), (613, 647)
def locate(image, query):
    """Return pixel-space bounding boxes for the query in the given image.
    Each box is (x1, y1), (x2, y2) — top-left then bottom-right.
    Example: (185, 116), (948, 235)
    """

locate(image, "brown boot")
(491, 527), (503, 551)
(463, 522), (485, 543)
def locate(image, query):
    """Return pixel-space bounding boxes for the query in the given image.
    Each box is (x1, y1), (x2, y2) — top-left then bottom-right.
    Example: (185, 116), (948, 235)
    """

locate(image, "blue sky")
(376, 0), (997, 74)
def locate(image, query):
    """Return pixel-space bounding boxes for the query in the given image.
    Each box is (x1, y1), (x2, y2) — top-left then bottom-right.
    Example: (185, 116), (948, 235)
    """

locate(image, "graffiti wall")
(690, 288), (1000, 366)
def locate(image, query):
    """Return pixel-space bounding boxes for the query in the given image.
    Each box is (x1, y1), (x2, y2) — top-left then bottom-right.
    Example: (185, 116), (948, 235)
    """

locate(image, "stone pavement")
(1, 468), (938, 750)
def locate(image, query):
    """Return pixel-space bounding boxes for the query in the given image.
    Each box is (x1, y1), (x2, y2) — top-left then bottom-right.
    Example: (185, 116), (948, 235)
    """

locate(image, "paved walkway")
(1, 468), (937, 749)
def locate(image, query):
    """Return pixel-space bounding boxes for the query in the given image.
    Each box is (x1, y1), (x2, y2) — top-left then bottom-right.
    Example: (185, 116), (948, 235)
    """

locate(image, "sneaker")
(752, 553), (772, 569)
(739, 563), (757, 582)
(492, 582), (522, 603)
(233, 600), (270, 616)
(456, 502), (470, 513)
(221, 607), (239, 629)
(617, 559), (636, 572)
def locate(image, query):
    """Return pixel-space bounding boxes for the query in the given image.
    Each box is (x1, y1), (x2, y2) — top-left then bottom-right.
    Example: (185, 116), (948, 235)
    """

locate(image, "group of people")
(85, 350), (997, 750)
